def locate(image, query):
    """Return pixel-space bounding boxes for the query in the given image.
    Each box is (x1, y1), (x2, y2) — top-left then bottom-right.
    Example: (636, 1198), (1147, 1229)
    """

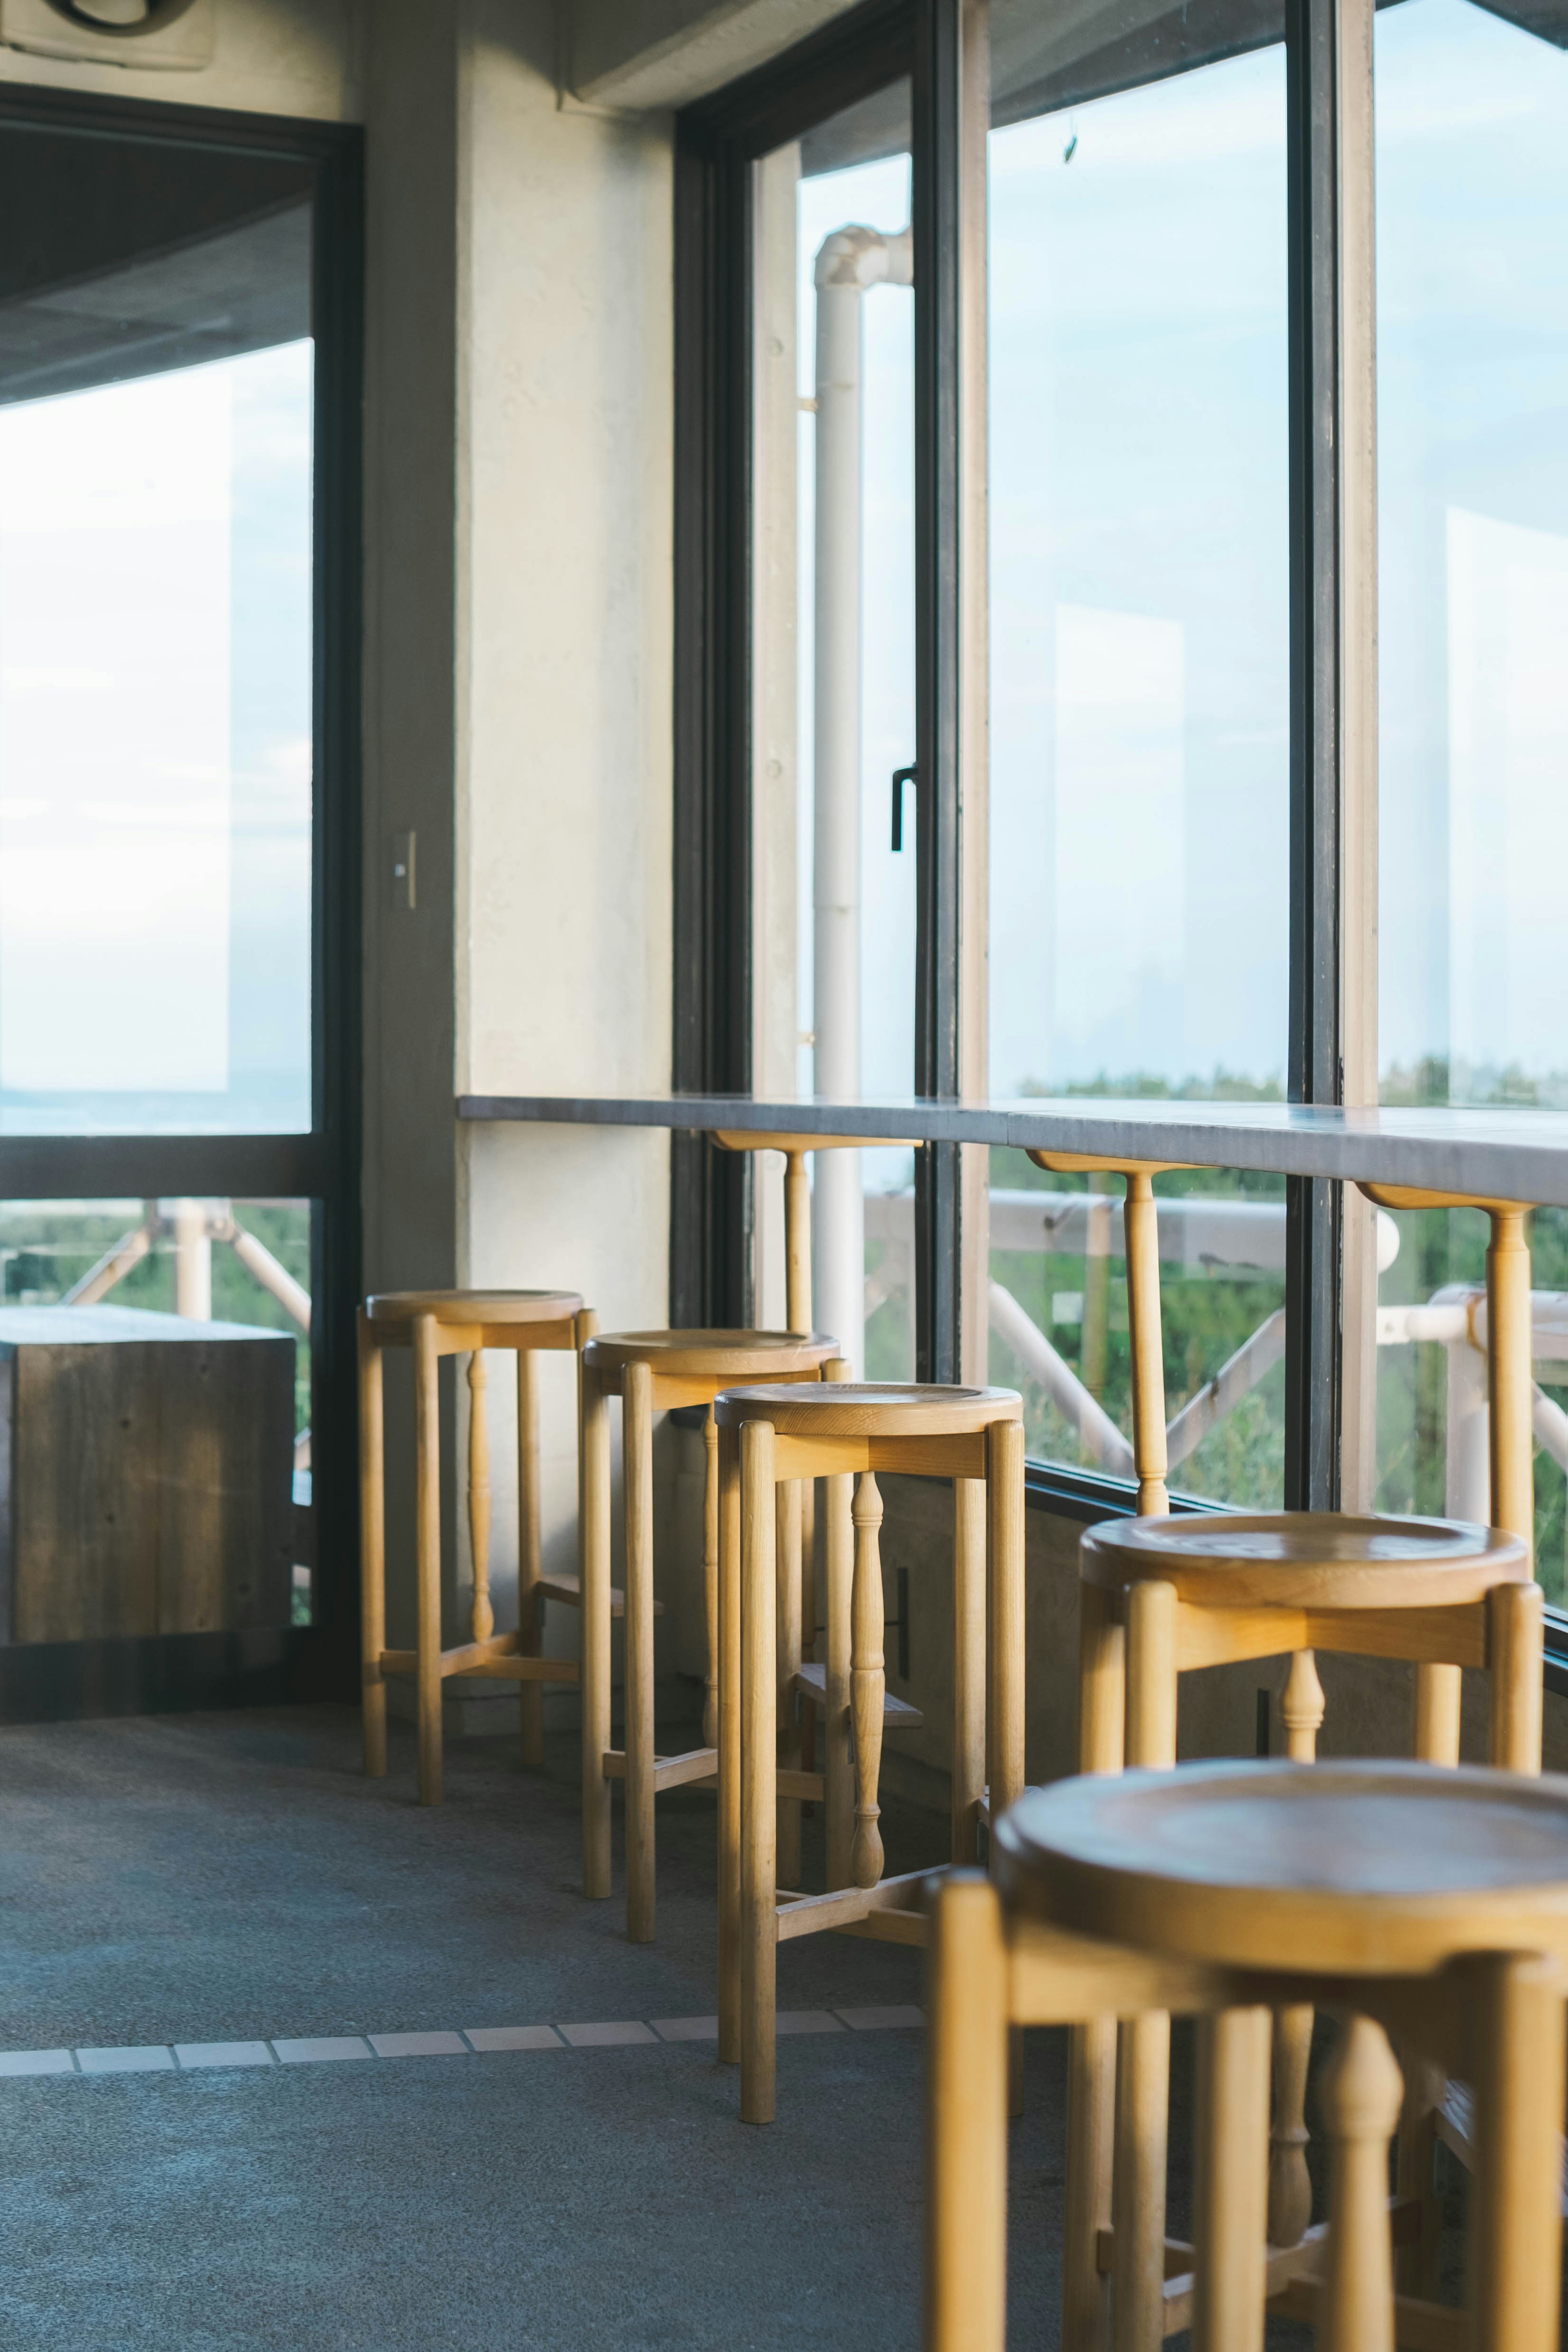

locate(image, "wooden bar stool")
(359, 1289), (595, 1806)
(711, 1127), (922, 1336)
(579, 1329), (840, 1942)
(715, 1380), (1025, 2123)
(1069, 1511), (1543, 2352)
(1025, 1149), (1194, 1516)
(929, 1757), (1568, 2352)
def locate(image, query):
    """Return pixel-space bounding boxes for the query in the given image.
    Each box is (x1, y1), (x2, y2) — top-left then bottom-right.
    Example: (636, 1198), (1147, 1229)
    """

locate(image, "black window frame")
(0, 81), (363, 1721)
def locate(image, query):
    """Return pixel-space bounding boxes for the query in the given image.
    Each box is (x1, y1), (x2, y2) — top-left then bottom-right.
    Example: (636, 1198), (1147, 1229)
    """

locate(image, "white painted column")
(811, 223), (912, 1375)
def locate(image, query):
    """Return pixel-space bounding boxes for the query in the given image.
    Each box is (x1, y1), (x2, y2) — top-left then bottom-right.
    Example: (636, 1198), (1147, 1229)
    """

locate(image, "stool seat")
(997, 1757), (1568, 1975)
(366, 1288), (582, 1326)
(1081, 1509), (1528, 1610)
(584, 1329), (836, 1381)
(714, 1381), (1021, 1438)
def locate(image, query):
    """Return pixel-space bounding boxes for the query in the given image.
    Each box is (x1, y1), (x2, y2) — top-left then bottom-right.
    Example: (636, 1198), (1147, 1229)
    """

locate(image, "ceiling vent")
(0, 0), (214, 69)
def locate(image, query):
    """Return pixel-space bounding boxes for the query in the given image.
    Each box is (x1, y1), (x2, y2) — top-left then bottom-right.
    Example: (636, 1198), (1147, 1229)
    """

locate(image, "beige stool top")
(1080, 1509), (1528, 1609)
(995, 1757), (1568, 1975)
(584, 1329), (837, 1379)
(713, 1381), (1021, 1437)
(367, 1288), (582, 1326)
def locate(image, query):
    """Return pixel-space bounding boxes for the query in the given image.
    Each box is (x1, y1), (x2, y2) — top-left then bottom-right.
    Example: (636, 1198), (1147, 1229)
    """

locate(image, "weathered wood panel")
(0, 1307), (296, 1643)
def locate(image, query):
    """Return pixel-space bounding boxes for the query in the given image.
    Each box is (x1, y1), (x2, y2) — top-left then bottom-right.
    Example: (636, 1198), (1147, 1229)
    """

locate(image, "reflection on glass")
(1374, 0), (1568, 1574)
(0, 155), (315, 1137)
(987, 14), (1288, 1104)
(986, 1149), (1286, 1506)
(0, 1197), (314, 1633)
(1377, 0), (1568, 1111)
(753, 90), (915, 1372)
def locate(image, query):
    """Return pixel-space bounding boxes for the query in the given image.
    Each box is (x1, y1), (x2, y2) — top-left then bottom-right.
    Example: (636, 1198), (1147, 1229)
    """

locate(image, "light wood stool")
(579, 1329), (840, 1941)
(1025, 1149), (1194, 1515)
(359, 1289), (595, 1806)
(1069, 1511), (1542, 2352)
(929, 1757), (1568, 2352)
(715, 1380), (1025, 2123)
(712, 1127), (922, 1336)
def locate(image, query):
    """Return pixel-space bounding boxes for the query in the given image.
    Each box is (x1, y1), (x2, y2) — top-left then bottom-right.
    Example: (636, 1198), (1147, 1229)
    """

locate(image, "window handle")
(891, 764), (917, 852)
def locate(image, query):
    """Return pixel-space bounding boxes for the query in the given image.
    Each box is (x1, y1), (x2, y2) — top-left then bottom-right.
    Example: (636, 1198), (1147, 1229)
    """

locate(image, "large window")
(676, 0), (1568, 1581)
(0, 93), (359, 1712)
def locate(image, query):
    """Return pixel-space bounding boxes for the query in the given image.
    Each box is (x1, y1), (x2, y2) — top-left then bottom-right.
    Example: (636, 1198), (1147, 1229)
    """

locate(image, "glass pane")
(753, 87), (916, 1373)
(1376, 0), (1568, 1114)
(0, 1197), (314, 1632)
(0, 128), (317, 1135)
(987, 2), (1290, 1105)
(987, 1148), (1286, 1506)
(1373, 0), (1568, 1563)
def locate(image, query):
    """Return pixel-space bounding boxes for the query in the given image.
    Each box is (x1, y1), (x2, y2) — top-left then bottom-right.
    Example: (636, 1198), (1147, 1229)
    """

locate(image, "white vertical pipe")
(811, 224), (912, 1376)
(168, 1198), (212, 1322)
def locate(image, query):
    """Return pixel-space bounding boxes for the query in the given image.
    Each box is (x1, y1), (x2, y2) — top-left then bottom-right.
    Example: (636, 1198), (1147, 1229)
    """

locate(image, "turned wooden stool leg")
(989, 1418), (1026, 1826)
(413, 1312), (443, 1807)
(926, 1874), (1009, 2352)
(1064, 1581), (1125, 2352)
(851, 1471), (887, 1889)
(1123, 1173), (1170, 1517)
(823, 1361), (855, 1892)
(517, 1346), (544, 1768)
(784, 1149), (811, 1335)
(800, 1478), (817, 1774)
(718, 1421), (743, 2064)
(1192, 2006), (1271, 2352)
(1488, 1576), (1544, 1772)
(467, 1351), (493, 1643)
(776, 1479), (803, 1890)
(1465, 1950), (1565, 2352)
(1270, 1650), (1325, 2250)
(1319, 2015), (1404, 2352)
(740, 1418), (779, 2124)
(1113, 1578), (1177, 2352)
(702, 1405), (719, 1750)
(624, 1358), (656, 1943)
(358, 1315), (387, 1778)
(1487, 1205), (1534, 1556)
(580, 1360), (612, 1899)
(952, 1477), (986, 1866)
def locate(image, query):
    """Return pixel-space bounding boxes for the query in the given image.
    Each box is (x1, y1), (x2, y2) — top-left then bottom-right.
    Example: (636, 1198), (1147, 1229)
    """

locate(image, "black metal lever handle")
(891, 765), (917, 852)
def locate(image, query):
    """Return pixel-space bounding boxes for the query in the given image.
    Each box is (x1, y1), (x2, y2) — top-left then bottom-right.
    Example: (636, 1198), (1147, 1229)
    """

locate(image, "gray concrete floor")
(0, 1704), (1069, 2351)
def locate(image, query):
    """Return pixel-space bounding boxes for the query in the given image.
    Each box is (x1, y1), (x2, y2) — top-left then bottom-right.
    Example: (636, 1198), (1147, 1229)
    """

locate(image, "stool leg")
(776, 1478), (803, 1890)
(1114, 1579), (1177, 2352)
(926, 1874), (1009, 2352)
(1488, 1577), (1543, 1772)
(1319, 2015), (1403, 2352)
(1123, 1172), (1169, 1517)
(1064, 1582), (1125, 2352)
(741, 1418), (778, 2124)
(467, 1351), (492, 1643)
(517, 1346), (543, 1768)
(580, 1361), (612, 1900)
(1270, 1650), (1325, 2252)
(358, 1316), (387, 1779)
(784, 1149), (811, 1335)
(624, 1359), (656, 1943)
(850, 1471), (886, 1890)
(1414, 1662), (1461, 1765)
(702, 1405), (719, 1751)
(1487, 1204), (1535, 1556)
(800, 1479), (817, 1774)
(413, 1312), (443, 1807)
(952, 1476), (986, 1866)
(824, 1441), (855, 1894)
(988, 1418), (1026, 1824)
(1466, 1950), (1565, 2352)
(1192, 2006), (1271, 2352)
(718, 1421), (743, 2064)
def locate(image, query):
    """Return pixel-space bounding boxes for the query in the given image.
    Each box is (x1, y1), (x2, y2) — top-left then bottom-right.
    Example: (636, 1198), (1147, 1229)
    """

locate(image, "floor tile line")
(0, 2004), (924, 2082)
